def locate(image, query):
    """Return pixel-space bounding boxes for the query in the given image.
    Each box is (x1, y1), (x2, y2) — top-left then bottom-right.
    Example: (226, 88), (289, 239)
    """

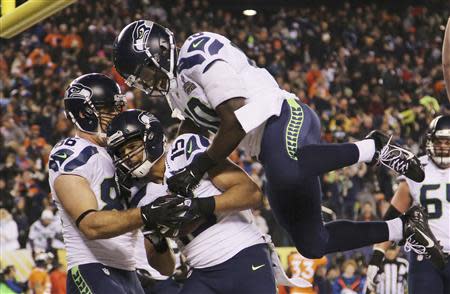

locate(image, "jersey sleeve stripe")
(208, 39), (224, 55)
(177, 54), (206, 73)
(63, 146), (98, 172)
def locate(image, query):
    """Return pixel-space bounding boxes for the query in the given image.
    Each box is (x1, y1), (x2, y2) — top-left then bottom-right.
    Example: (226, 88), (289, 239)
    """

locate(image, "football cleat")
(401, 205), (447, 269)
(366, 130), (425, 182)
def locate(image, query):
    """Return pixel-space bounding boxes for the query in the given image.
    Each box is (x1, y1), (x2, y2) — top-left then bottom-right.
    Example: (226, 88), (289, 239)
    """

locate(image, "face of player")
(119, 139), (145, 170)
(432, 138), (450, 157)
(134, 66), (169, 96)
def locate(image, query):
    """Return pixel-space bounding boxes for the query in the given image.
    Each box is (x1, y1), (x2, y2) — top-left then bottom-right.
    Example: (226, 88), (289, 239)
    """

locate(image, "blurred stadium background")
(1, 0), (450, 293)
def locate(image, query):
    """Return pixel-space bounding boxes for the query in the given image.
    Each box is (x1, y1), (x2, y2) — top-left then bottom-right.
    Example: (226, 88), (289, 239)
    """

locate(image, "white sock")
(354, 139), (376, 163)
(386, 218), (403, 241)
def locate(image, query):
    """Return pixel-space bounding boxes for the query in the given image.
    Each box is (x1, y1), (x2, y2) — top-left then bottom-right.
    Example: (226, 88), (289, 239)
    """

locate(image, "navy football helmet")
(113, 20), (177, 97)
(64, 73), (125, 136)
(426, 115), (450, 169)
(107, 109), (165, 179)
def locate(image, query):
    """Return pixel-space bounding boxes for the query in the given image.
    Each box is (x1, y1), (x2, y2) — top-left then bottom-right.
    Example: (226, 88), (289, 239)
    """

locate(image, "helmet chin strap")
(131, 145), (166, 178)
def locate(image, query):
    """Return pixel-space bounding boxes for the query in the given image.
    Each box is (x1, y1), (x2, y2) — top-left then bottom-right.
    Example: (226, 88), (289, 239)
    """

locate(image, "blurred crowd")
(1, 0), (449, 293)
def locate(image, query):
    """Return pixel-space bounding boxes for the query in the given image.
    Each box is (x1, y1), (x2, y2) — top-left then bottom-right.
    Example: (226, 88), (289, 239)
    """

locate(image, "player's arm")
(373, 181), (413, 252)
(144, 235), (175, 276)
(177, 118), (209, 137)
(178, 158), (262, 219)
(366, 181), (412, 293)
(167, 61), (247, 196)
(54, 174), (144, 240)
(208, 159), (262, 213)
(443, 17), (450, 101)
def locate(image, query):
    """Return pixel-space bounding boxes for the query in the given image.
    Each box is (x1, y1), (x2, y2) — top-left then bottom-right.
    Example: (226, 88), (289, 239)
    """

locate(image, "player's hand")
(140, 195), (189, 229)
(365, 264), (380, 293)
(365, 248), (385, 293)
(167, 152), (217, 197)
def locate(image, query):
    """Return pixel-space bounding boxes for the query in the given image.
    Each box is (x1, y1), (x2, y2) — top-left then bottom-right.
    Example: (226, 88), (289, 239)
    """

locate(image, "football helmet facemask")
(107, 109), (165, 180)
(426, 115), (450, 169)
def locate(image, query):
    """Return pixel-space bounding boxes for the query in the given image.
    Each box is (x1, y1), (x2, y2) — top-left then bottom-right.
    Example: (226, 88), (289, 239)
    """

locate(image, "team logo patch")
(138, 112), (158, 126)
(66, 83), (93, 100)
(132, 21), (153, 52)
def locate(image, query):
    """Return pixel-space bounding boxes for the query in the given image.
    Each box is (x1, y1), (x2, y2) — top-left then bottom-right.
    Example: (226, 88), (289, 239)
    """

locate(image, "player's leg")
(266, 178), (396, 258)
(146, 278), (181, 294)
(178, 268), (219, 294)
(442, 256), (450, 294)
(67, 263), (129, 294)
(260, 98), (370, 183)
(408, 252), (444, 294)
(227, 244), (277, 294)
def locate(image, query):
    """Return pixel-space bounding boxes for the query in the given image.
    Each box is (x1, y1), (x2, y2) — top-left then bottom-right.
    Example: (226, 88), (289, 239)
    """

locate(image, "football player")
(49, 74), (182, 293)
(366, 115), (450, 294)
(107, 109), (279, 294)
(112, 21), (444, 266)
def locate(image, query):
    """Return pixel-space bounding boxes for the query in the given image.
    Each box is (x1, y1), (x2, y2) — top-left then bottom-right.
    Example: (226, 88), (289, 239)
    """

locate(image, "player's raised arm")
(443, 17), (450, 101)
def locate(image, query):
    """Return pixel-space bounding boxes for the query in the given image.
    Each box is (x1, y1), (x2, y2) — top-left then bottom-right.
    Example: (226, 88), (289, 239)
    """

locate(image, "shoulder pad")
(49, 137), (99, 173)
(178, 32), (226, 74)
(166, 133), (210, 173)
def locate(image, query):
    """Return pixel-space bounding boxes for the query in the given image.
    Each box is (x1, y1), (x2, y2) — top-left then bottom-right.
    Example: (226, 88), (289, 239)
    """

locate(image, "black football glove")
(179, 197), (216, 221)
(140, 195), (189, 229)
(167, 152), (217, 197)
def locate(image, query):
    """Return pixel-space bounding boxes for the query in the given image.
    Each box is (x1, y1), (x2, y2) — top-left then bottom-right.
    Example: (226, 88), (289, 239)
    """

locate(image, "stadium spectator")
(0, 208), (20, 253)
(49, 263), (67, 294)
(0, 265), (26, 294)
(28, 209), (64, 253)
(28, 253), (51, 294)
(332, 259), (365, 294)
(287, 251), (327, 294)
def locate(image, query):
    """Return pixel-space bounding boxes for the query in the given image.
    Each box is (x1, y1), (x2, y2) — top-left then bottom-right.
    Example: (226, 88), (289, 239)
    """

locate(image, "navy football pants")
(67, 263), (144, 294)
(260, 99), (389, 258)
(409, 252), (450, 294)
(179, 244), (276, 294)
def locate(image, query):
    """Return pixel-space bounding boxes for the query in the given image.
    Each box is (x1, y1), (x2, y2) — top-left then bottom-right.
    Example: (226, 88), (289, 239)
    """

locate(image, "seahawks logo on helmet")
(65, 83), (93, 101)
(138, 112), (158, 125)
(132, 20), (153, 52)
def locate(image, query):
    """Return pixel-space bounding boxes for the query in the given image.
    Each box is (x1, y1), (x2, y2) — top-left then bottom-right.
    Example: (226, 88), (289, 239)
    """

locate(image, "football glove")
(365, 248), (385, 293)
(140, 195), (189, 229)
(167, 152), (216, 197)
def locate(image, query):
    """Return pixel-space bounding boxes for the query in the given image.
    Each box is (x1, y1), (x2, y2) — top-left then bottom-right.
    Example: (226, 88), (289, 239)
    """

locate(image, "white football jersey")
(167, 32), (297, 156)
(401, 156), (450, 253)
(48, 136), (137, 270)
(131, 133), (264, 268)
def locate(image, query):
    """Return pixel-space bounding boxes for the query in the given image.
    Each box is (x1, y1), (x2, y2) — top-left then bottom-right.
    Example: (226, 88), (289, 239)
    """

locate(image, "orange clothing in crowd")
(62, 34), (83, 49)
(287, 252), (327, 294)
(44, 33), (63, 47)
(27, 49), (52, 66)
(28, 267), (51, 294)
(50, 269), (67, 294)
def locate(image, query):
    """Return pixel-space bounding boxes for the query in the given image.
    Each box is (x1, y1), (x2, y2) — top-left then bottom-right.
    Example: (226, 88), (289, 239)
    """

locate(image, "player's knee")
(290, 229), (326, 259)
(295, 243), (325, 259)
